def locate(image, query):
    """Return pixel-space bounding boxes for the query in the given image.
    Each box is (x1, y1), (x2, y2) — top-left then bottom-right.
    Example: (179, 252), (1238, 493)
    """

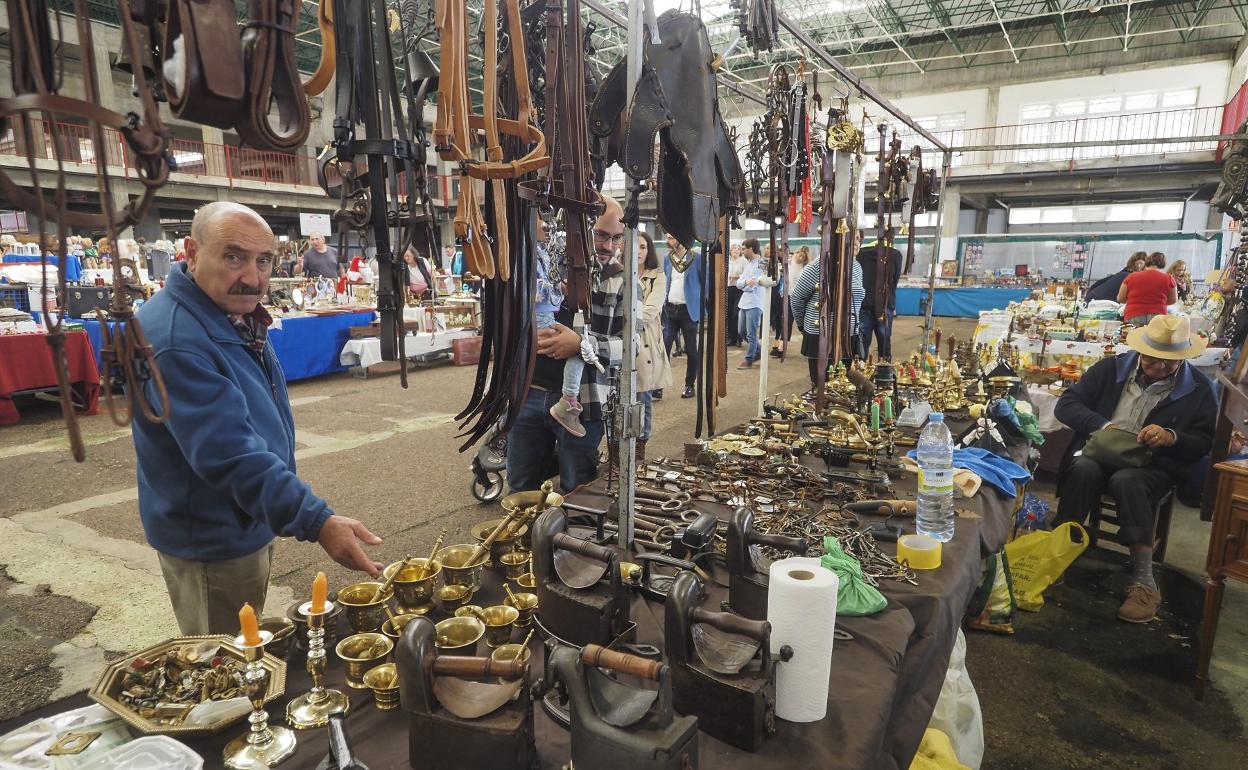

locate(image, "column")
(936, 184), (961, 277)
(93, 41), (134, 238)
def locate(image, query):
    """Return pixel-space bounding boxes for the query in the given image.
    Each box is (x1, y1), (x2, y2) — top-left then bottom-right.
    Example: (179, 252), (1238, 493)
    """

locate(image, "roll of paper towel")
(767, 556), (840, 722)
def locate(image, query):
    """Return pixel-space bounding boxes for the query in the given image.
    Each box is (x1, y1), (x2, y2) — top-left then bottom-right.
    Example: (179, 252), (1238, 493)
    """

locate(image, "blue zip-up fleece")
(132, 262), (332, 561)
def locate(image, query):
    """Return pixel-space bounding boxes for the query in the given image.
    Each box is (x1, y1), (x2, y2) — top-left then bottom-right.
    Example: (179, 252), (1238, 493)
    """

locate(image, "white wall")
(889, 89), (991, 130)
(994, 60), (1231, 126)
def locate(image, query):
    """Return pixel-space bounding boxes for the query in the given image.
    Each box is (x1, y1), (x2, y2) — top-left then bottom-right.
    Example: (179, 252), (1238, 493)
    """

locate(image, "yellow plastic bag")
(1004, 522), (1088, 611)
(909, 728), (971, 770)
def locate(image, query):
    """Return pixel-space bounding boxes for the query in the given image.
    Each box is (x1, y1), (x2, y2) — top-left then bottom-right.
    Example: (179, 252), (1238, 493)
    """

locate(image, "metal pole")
(921, 151), (954, 355)
(616, 0), (644, 549)
(756, 270), (773, 417)
(776, 13), (949, 153)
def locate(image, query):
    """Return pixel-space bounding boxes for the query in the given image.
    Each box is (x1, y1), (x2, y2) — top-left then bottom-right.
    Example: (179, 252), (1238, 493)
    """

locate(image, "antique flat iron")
(396, 617), (534, 770)
(665, 571), (785, 752)
(548, 644), (698, 770)
(726, 507), (808, 620)
(532, 507), (631, 647)
(315, 715), (368, 770)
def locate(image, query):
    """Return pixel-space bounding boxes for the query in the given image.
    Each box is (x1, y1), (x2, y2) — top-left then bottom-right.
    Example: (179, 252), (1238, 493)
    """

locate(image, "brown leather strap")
(302, 0), (335, 96)
(435, 0), (548, 282)
(161, 0), (245, 128)
(237, 0), (311, 150)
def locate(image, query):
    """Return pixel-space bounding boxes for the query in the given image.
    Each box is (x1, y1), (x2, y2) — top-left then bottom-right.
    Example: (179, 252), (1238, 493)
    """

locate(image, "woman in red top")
(1118, 252), (1177, 325)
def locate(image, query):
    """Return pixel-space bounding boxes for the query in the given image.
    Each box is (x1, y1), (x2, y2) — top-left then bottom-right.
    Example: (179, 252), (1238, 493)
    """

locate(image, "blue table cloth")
(69, 310), (376, 381)
(2, 253), (82, 281)
(895, 287), (1032, 318)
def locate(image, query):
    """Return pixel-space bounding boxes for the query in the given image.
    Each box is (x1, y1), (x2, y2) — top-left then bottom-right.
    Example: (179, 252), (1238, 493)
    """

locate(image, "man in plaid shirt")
(508, 197), (627, 493)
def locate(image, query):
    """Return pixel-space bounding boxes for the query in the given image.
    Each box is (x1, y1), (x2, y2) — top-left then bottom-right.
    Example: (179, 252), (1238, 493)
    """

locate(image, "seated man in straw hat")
(1054, 315), (1215, 623)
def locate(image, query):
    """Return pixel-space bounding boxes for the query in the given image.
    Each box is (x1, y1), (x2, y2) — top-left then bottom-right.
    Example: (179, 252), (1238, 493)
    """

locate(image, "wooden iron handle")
(749, 531), (807, 554)
(552, 531), (614, 563)
(433, 656), (527, 680)
(581, 644), (663, 682)
(690, 608), (769, 641)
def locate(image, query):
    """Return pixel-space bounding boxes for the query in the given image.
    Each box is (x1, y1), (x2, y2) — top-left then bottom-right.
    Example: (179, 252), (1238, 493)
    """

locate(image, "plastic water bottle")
(916, 412), (956, 542)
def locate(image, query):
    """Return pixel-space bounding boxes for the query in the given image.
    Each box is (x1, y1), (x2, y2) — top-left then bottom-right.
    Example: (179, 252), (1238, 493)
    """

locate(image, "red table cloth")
(0, 331), (100, 425)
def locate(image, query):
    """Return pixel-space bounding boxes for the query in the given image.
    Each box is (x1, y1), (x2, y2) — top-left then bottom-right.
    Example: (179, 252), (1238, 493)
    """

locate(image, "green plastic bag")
(964, 549), (1016, 634)
(820, 536), (888, 616)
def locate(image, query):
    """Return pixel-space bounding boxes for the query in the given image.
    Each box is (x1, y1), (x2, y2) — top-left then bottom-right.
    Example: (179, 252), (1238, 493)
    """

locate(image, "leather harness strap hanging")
(237, 0), (312, 151)
(160, 0), (246, 129)
(302, 0), (336, 97)
(435, 0), (548, 283)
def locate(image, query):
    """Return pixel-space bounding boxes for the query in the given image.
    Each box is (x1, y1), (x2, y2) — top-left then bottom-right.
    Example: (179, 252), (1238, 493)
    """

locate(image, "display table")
(895, 286), (1032, 317)
(0, 437), (1016, 770)
(74, 310), (377, 382)
(0, 331), (99, 425)
(340, 329), (477, 369)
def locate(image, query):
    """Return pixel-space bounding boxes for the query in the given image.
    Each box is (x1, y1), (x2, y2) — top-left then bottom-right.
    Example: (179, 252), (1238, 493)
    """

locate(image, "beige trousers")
(157, 543), (275, 636)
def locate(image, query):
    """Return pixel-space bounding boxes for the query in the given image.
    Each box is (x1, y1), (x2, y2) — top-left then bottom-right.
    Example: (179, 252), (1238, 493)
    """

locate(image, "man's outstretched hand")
(317, 515), (383, 577)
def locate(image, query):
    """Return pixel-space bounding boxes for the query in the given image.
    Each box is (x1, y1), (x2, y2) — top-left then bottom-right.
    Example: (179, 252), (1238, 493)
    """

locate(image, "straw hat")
(1126, 315), (1208, 360)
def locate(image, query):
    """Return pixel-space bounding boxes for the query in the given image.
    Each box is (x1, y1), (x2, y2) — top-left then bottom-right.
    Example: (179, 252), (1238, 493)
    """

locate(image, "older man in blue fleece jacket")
(133, 202), (382, 635)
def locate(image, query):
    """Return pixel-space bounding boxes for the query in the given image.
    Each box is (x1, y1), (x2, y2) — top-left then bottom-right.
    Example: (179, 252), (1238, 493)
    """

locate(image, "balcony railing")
(0, 116), (321, 188)
(893, 106), (1224, 171)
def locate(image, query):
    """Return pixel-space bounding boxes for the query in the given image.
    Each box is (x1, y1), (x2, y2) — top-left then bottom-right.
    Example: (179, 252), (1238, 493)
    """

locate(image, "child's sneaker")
(549, 397), (587, 437)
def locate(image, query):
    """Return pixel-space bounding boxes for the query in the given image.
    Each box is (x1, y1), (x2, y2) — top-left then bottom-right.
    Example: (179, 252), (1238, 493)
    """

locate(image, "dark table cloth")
(0, 330), (99, 425)
(1, 443), (1017, 770)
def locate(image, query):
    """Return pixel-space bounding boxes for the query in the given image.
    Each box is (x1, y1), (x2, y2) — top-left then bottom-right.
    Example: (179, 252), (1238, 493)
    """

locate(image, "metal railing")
(0, 116), (321, 188)
(890, 105), (1224, 171)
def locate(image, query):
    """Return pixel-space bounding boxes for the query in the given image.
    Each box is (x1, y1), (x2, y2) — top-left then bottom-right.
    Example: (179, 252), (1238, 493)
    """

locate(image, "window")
(1107, 204), (1145, 222)
(1041, 208), (1074, 224)
(894, 112), (966, 166)
(1145, 202), (1184, 220)
(1162, 89), (1198, 108)
(1008, 208), (1042, 225)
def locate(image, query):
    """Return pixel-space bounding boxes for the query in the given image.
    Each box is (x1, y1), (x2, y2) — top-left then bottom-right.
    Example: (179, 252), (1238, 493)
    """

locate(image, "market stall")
(0, 432), (1012, 770)
(0, 330), (99, 425)
(896, 286), (1033, 318)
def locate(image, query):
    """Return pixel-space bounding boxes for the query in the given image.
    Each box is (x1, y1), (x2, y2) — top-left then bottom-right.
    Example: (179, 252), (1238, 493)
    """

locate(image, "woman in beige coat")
(636, 231), (672, 461)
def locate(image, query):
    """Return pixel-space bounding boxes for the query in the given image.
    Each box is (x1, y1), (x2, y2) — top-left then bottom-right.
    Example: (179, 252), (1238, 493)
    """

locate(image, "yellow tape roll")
(897, 534), (942, 570)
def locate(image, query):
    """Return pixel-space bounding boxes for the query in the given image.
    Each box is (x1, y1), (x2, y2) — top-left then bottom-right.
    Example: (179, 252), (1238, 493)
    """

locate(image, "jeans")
(507, 388), (604, 493)
(726, 286), (743, 344)
(638, 390), (653, 441)
(1127, 314), (1158, 326)
(739, 306), (763, 362)
(664, 303), (699, 387)
(537, 311), (584, 398)
(1054, 457), (1173, 546)
(859, 307), (895, 359)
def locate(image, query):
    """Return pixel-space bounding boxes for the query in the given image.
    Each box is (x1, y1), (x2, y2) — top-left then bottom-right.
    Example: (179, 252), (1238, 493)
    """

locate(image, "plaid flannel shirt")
(577, 260), (626, 423)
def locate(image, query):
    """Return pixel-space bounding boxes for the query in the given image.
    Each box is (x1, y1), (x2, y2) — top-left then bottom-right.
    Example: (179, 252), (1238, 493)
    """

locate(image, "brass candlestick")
(286, 601), (351, 729)
(223, 630), (297, 769)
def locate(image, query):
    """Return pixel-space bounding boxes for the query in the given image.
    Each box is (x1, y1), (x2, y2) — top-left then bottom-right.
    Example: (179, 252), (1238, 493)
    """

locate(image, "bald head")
(191, 202), (272, 247)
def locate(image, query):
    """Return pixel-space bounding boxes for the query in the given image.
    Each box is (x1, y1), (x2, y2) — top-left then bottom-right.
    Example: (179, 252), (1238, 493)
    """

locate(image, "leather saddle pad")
(588, 10), (742, 248)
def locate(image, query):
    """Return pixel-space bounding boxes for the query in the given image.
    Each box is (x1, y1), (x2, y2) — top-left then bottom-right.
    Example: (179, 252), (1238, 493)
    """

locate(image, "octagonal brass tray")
(87, 634), (286, 737)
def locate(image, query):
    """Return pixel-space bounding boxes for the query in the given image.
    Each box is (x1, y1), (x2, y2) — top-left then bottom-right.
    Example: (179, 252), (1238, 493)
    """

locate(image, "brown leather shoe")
(1117, 584), (1161, 623)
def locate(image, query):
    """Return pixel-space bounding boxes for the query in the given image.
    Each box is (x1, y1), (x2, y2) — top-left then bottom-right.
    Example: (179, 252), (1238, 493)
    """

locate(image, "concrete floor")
(1, 316), (1245, 762)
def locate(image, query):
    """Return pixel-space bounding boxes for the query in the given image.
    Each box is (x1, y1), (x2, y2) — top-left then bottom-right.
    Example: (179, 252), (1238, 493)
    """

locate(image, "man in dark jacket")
(855, 230), (902, 359)
(134, 202), (382, 635)
(1085, 251), (1146, 302)
(1053, 315), (1214, 623)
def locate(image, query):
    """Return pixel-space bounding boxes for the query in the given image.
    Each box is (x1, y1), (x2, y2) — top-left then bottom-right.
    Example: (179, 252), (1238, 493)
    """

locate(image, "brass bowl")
(435, 616), (485, 656)
(470, 519), (529, 569)
(335, 633), (393, 689)
(436, 584), (472, 612)
(88, 635), (286, 737)
(503, 592), (538, 628)
(259, 617), (297, 659)
(501, 489), (566, 550)
(286, 598), (344, 651)
(363, 663), (400, 711)
(500, 551), (530, 580)
(436, 545), (488, 593)
(490, 642), (532, 666)
(479, 605), (520, 648)
(338, 582), (394, 634)
(381, 558), (441, 614)
(514, 572), (537, 591)
(454, 605), (485, 620)
(380, 613), (420, 642)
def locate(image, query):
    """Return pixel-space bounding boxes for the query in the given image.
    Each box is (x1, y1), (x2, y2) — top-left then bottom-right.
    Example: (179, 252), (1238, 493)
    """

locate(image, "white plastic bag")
(927, 629), (984, 770)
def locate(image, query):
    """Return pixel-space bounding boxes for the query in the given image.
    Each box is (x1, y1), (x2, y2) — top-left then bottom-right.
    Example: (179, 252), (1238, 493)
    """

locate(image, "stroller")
(469, 419), (508, 503)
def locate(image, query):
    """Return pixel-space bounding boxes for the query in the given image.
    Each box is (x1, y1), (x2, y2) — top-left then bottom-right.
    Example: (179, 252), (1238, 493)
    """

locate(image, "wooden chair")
(1087, 486), (1176, 563)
